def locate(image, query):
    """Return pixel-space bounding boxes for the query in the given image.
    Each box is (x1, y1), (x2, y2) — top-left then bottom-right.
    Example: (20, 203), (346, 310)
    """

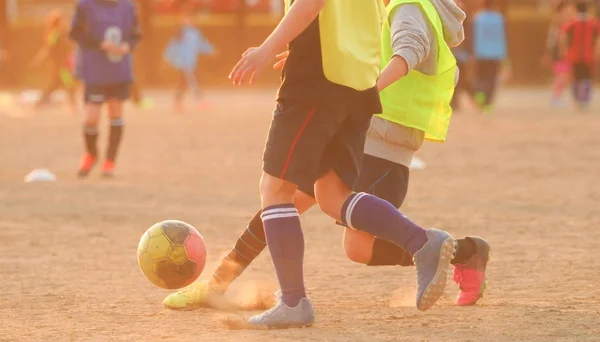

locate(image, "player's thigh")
(262, 99), (341, 195)
(106, 83), (130, 119)
(83, 84), (106, 124)
(314, 112), (372, 218)
(317, 110), (373, 194)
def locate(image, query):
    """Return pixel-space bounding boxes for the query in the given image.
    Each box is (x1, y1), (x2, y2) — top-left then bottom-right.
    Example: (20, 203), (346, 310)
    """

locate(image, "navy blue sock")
(262, 204), (306, 307)
(342, 193), (428, 255)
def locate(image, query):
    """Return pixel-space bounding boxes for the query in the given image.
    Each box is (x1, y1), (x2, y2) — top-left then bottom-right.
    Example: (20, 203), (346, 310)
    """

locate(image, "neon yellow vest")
(285, 0), (385, 91)
(378, 0), (457, 142)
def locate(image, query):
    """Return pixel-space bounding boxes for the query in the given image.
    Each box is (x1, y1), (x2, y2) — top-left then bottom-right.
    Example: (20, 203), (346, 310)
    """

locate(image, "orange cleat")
(78, 153), (97, 178)
(102, 159), (115, 178)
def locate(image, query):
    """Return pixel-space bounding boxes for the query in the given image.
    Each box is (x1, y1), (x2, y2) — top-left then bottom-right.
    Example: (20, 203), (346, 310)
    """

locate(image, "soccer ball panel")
(184, 232), (207, 271)
(167, 244), (188, 266)
(160, 220), (190, 244)
(137, 251), (167, 288)
(148, 222), (165, 237)
(154, 259), (198, 289)
(146, 233), (171, 261)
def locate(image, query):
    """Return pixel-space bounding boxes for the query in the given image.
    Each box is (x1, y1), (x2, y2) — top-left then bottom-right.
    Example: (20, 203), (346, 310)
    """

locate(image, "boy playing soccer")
(163, 11), (215, 113)
(31, 10), (77, 114)
(472, 0), (508, 112)
(234, 0), (465, 327)
(174, 0), (474, 329)
(70, 0), (141, 177)
(543, 1), (575, 108)
(163, 0), (490, 318)
(559, 1), (600, 110)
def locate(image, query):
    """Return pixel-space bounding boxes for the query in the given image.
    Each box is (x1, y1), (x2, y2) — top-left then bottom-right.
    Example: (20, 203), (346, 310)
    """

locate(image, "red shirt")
(561, 17), (600, 64)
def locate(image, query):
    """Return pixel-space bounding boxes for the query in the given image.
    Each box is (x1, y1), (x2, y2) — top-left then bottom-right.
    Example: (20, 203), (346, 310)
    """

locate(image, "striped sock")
(106, 118), (124, 162)
(342, 192), (428, 255)
(262, 204), (306, 307)
(211, 210), (266, 292)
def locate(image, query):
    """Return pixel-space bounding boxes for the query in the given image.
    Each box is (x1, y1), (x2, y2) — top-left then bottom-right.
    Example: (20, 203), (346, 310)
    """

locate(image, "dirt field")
(1, 88), (599, 342)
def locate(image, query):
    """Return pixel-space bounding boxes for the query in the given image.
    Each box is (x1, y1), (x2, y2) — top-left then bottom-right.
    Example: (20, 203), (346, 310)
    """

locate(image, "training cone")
(18, 90), (42, 105)
(24, 169), (57, 183)
(410, 157), (426, 170)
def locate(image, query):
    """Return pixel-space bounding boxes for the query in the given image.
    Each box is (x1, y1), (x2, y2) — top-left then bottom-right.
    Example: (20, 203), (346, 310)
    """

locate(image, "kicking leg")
(162, 190), (316, 310)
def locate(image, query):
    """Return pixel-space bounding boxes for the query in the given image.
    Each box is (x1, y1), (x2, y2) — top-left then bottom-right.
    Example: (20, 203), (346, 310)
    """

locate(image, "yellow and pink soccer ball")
(137, 220), (206, 289)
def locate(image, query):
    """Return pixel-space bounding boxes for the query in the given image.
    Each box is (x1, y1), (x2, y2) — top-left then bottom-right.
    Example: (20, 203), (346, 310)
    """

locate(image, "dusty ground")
(1, 88), (599, 342)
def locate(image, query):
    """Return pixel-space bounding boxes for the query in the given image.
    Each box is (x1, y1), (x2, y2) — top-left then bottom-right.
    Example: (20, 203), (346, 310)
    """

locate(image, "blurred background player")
(70, 0), (142, 178)
(560, 1), (600, 111)
(472, 0), (509, 112)
(163, 0), (490, 313)
(163, 10), (214, 113)
(450, 0), (476, 112)
(543, 1), (575, 108)
(30, 10), (77, 114)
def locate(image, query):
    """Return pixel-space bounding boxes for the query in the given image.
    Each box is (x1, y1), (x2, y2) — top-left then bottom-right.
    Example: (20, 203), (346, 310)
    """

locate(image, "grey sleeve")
(389, 4), (434, 71)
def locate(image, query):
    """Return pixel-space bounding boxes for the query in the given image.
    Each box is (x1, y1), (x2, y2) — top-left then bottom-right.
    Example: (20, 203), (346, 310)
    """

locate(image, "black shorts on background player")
(84, 82), (131, 104)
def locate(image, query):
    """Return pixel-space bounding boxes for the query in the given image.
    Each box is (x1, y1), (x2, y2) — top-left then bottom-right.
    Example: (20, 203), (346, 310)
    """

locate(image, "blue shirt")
(473, 10), (507, 60)
(164, 26), (214, 71)
(70, 0), (141, 85)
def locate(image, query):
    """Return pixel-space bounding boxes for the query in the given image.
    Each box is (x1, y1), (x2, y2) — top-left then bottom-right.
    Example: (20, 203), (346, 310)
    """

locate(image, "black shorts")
(572, 62), (592, 81)
(263, 99), (372, 196)
(84, 82), (130, 104)
(357, 154), (412, 266)
(354, 154), (410, 208)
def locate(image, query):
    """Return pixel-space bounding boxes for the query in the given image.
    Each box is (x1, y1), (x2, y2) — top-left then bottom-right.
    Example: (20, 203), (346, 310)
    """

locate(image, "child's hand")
(229, 46), (273, 86)
(101, 41), (119, 53)
(118, 43), (131, 55)
(273, 51), (289, 70)
(101, 41), (128, 55)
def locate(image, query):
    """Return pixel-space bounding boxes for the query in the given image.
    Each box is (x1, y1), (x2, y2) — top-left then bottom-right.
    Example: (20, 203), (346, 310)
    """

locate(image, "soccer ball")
(137, 220), (207, 289)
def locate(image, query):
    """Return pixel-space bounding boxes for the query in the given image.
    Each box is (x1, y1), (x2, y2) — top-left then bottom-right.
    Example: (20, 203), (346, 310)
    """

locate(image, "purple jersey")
(70, 0), (141, 85)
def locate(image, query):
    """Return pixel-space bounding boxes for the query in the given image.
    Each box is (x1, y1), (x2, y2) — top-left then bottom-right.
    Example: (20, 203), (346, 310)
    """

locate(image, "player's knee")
(259, 172), (297, 207)
(314, 170), (352, 220)
(107, 100), (123, 119)
(343, 228), (374, 264)
(293, 190), (317, 214)
(84, 107), (100, 126)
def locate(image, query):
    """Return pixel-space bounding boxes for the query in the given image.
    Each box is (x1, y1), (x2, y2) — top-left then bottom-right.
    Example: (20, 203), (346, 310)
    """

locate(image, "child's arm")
(69, 2), (101, 49)
(230, 0), (326, 85)
(258, 0), (325, 57)
(122, 5), (143, 54)
(377, 5), (436, 91)
(195, 30), (215, 56)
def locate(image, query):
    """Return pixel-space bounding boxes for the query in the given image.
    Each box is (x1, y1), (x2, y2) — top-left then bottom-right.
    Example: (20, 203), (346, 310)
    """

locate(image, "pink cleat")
(453, 237), (490, 306)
